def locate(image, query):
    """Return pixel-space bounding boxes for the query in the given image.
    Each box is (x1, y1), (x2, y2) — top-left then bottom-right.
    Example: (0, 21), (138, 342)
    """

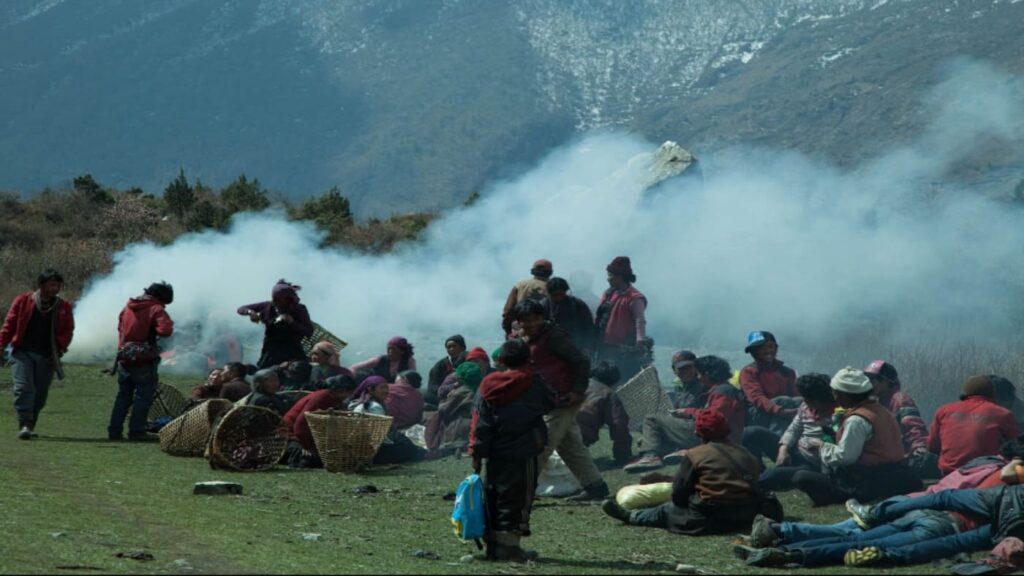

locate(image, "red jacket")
(282, 389), (343, 452)
(599, 286), (646, 346)
(678, 383), (747, 444)
(740, 360), (797, 416)
(117, 296), (174, 347)
(0, 292), (74, 354)
(928, 396), (1019, 474)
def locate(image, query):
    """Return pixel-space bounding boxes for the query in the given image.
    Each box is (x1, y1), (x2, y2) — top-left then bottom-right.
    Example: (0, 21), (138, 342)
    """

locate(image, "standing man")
(541, 277), (595, 355)
(108, 282), (174, 441)
(237, 279), (314, 368)
(0, 269), (75, 440)
(501, 259), (553, 337)
(594, 256), (648, 381)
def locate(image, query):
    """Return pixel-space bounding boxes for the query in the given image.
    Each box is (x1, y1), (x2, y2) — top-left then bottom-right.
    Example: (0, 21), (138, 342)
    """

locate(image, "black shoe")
(746, 547), (797, 568)
(601, 499), (632, 523)
(566, 481), (610, 502)
(127, 433), (159, 443)
(108, 435), (125, 442)
(493, 545), (538, 563)
(17, 426), (32, 440)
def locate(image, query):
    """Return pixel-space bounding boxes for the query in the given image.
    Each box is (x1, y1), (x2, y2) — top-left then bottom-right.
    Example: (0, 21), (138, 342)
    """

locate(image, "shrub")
(220, 174), (270, 214)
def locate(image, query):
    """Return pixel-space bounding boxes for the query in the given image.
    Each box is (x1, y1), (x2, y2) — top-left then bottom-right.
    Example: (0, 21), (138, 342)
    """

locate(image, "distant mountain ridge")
(1, 0), (1021, 215)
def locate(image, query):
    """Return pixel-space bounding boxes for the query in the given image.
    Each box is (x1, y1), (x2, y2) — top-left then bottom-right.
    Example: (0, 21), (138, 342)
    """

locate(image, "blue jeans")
(108, 364), (159, 437)
(873, 489), (995, 524)
(884, 525), (993, 564)
(786, 511), (957, 567)
(629, 502), (672, 528)
(779, 518), (861, 543)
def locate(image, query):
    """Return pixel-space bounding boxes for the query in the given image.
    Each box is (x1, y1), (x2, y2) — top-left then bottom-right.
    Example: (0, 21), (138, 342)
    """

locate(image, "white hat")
(830, 367), (872, 394)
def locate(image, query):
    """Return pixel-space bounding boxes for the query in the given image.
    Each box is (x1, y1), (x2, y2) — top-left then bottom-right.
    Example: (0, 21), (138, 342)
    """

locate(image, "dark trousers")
(373, 435), (426, 465)
(11, 350), (55, 426)
(485, 457), (538, 536)
(792, 463), (922, 506)
(639, 413), (698, 457)
(576, 392), (633, 462)
(758, 453), (816, 491)
(630, 498), (765, 536)
(108, 363), (159, 437)
(742, 426), (781, 465)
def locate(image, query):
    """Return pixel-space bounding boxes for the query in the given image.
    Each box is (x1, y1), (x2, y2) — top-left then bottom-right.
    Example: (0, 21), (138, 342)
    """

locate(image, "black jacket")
(471, 369), (551, 461)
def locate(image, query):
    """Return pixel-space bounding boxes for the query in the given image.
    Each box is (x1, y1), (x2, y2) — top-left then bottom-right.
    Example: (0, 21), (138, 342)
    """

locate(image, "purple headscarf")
(387, 336), (414, 358)
(353, 375), (388, 408)
(272, 279), (301, 304)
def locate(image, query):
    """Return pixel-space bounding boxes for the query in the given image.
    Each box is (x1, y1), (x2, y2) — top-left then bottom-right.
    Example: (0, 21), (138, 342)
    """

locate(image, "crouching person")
(602, 409), (782, 535)
(470, 339), (551, 562)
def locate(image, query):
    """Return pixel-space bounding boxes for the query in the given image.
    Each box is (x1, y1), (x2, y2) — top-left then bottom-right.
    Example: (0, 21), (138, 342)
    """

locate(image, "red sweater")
(928, 396), (1019, 474)
(282, 389), (343, 452)
(0, 292), (75, 354)
(739, 360), (797, 416)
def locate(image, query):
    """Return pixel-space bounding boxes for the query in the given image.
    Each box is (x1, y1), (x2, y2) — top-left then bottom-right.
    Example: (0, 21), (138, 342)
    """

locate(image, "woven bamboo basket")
(134, 382), (189, 421)
(614, 365), (672, 422)
(301, 322), (348, 357)
(305, 410), (393, 473)
(205, 405), (288, 472)
(159, 399), (232, 456)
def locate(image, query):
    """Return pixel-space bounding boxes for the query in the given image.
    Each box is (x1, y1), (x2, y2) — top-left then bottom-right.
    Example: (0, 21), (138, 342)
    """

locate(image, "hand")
(775, 447), (791, 467)
(246, 310), (261, 323)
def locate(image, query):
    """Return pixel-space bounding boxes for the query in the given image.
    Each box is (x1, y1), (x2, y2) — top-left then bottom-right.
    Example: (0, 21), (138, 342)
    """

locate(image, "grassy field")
(0, 365), (954, 575)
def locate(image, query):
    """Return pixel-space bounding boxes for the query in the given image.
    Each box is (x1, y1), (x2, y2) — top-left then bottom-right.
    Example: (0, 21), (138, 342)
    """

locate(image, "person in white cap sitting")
(790, 367), (922, 506)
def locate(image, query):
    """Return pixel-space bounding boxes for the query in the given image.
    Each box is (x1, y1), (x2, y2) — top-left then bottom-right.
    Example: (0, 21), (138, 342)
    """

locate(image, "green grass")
(0, 365), (950, 575)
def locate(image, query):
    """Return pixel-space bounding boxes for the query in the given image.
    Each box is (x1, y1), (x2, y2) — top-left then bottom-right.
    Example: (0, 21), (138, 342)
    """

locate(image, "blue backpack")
(450, 474), (486, 542)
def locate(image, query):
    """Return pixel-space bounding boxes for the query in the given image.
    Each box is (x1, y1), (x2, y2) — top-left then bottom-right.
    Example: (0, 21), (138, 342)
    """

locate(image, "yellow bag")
(615, 482), (673, 510)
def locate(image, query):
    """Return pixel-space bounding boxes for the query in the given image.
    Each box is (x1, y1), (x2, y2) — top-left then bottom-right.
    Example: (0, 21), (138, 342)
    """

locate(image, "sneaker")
(661, 450), (687, 466)
(127, 433), (160, 443)
(746, 547), (798, 568)
(844, 546), (883, 567)
(601, 499), (632, 523)
(17, 426), (32, 440)
(750, 513), (780, 548)
(845, 499), (875, 530)
(623, 454), (663, 473)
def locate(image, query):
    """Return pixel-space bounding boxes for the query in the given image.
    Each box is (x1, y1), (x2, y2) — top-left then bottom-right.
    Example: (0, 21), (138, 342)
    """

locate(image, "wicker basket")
(305, 410), (393, 473)
(133, 382), (189, 422)
(301, 322), (348, 357)
(614, 365), (671, 422)
(205, 405), (288, 472)
(159, 399), (232, 456)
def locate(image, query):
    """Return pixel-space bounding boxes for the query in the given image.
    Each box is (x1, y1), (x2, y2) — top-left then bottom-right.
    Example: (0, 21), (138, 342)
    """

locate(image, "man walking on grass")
(0, 269), (75, 440)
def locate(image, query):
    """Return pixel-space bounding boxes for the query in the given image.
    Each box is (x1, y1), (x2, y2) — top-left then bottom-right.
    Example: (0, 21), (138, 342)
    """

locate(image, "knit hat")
(455, 362), (484, 392)
(694, 409), (730, 441)
(606, 256), (635, 280)
(445, 334), (466, 350)
(830, 367), (872, 394)
(961, 375), (995, 399)
(490, 346), (503, 362)
(744, 330), (777, 353)
(465, 347), (490, 364)
(672, 350), (697, 370)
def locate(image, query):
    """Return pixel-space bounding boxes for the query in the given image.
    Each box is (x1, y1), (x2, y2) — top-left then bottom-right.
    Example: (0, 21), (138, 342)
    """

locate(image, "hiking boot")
(127, 433), (160, 443)
(846, 499), (875, 530)
(746, 547), (799, 568)
(732, 544), (757, 561)
(844, 546), (883, 567)
(623, 454), (663, 473)
(17, 426), (32, 440)
(565, 481), (610, 502)
(661, 450), (687, 466)
(601, 499), (632, 524)
(750, 513), (780, 548)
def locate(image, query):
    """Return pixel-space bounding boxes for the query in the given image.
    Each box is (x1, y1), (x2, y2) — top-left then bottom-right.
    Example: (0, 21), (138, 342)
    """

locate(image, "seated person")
(280, 374), (357, 468)
(219, 362), (254, 402)
(864, 360), (934, 477)
(308, 341), (349, 387)
(278, 360), (315, 391)
(624, 355), (745, 473)
(791, 367), (921, 507)
(237, 368), (286, 415)
(386, 370), (425, 430)
(425, 362), (483, 457)
(739, 331), (799, 464)
(929, 375), (1019, 475)
(759, 373), (835, 491)
(576, 361), (632, 464)
(191, 368), (225, 400)
(350, 336), (417, 382)
(602, 409), (780, 535)
(350, 375), (425, 465)
(425, 335), (466, 408)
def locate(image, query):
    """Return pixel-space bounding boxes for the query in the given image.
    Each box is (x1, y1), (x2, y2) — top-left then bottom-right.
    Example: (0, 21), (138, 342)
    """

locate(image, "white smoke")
(70, 59), (1024, 373)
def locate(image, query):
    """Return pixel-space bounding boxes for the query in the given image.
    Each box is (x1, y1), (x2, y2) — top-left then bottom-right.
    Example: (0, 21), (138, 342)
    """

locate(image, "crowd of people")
(4, 261), (1024, 568)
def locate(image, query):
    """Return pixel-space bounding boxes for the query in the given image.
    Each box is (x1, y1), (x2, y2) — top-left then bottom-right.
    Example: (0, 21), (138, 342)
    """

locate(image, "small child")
(470, 339), (551, 562)
(759, 373), (835, 491)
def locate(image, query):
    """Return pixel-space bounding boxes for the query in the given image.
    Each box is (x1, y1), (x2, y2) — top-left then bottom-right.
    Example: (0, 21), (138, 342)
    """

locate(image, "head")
(694, 409), (731, 443)
(396, 370), (422, 390)
(605, 256), (636, 289)
(144, 281), (174, 305)
(830, 367), (873, 408)
(671, 350), (698, 383)
(279, 361), (313, 388)
(271, 279), (300, 310)
(694, 355), (732, 387)
(386, 336), (414, 363)
(465, 347), (491, 373)
(455, 361), (484, 392)
(961, 375), (996, 402)
(744, 331), (778, 363)
(444, 335), (467, 360)
(864, 360), (900, 396)
(323, 373), (358, 402)
(591, 361), (621, 386)
(796, 373), (834, 411)
(206, 368), (224, 386)
(514, 299), (547, 338)
(37, 268), (64, 300)
(546, 277), (570, 304)
(222, 362), (249, 381)
(370, 379), (390, 403)
(992, 376), (1018, 410)
(498, 339), (530, 369)
(353, 375), (388, 406)
(310, 341), (339, 366)
(251, 368), (281, 395)
(1000, 435), (1024, 461)
(531, 259), (553, 280)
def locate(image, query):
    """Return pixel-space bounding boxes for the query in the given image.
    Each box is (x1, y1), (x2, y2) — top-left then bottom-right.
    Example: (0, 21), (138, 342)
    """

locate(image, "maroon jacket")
(118, 296), (173, 347)
(0, 292), (74, 354)
(527, 323), (590, 395)
(740, 360), (797, 417)
(282, 389), (344, 452)
(929, 396), (1019, 474)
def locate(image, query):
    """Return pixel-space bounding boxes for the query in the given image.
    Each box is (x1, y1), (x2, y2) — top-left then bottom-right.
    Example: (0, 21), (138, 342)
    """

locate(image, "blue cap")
(744, 330), (777, 353)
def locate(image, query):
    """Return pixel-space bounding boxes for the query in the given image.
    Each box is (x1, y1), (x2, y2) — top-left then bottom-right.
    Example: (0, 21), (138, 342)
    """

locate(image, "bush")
(220, 174), (270, 214)
(164, 168), (195, 218)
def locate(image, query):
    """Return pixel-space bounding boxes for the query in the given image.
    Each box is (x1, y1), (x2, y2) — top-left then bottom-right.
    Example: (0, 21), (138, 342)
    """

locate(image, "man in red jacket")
(107, 282), (174, 441)
(739, 330), (799, 464)
(929, 375), (1019, 475)
(0, 269), (75, 440)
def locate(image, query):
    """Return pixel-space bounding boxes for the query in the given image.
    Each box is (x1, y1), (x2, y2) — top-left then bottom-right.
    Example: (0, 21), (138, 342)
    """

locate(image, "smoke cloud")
(70, 59), (1024, 374)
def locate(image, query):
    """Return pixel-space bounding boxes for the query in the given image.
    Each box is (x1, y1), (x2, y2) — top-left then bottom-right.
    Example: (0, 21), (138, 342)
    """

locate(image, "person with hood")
(739, 331), (799, 464)
(541, 277), (596, 354)
(602, 409), (780, 535)
(1, 269), (75, 440)
(108, 281), (174, 441)
(928, 375), (1019, 475)
(351, 336), (417, 382)
(425, 335), (466, 407)
(864, 360), (934, 476)
(237, 279), (314, 368)
(470, 338), (551, 562)
(386, 370), (425, 430)
(518, 299), (610, 502)
(576, 361), (633, 464)
(501, 259), (553, 336)
(791, 367), (921, 506)
(594, 256), (648, 381)
(281, 374), (358, 468)
(426, 362), (483, 457)
(238, 368), (286, 415)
